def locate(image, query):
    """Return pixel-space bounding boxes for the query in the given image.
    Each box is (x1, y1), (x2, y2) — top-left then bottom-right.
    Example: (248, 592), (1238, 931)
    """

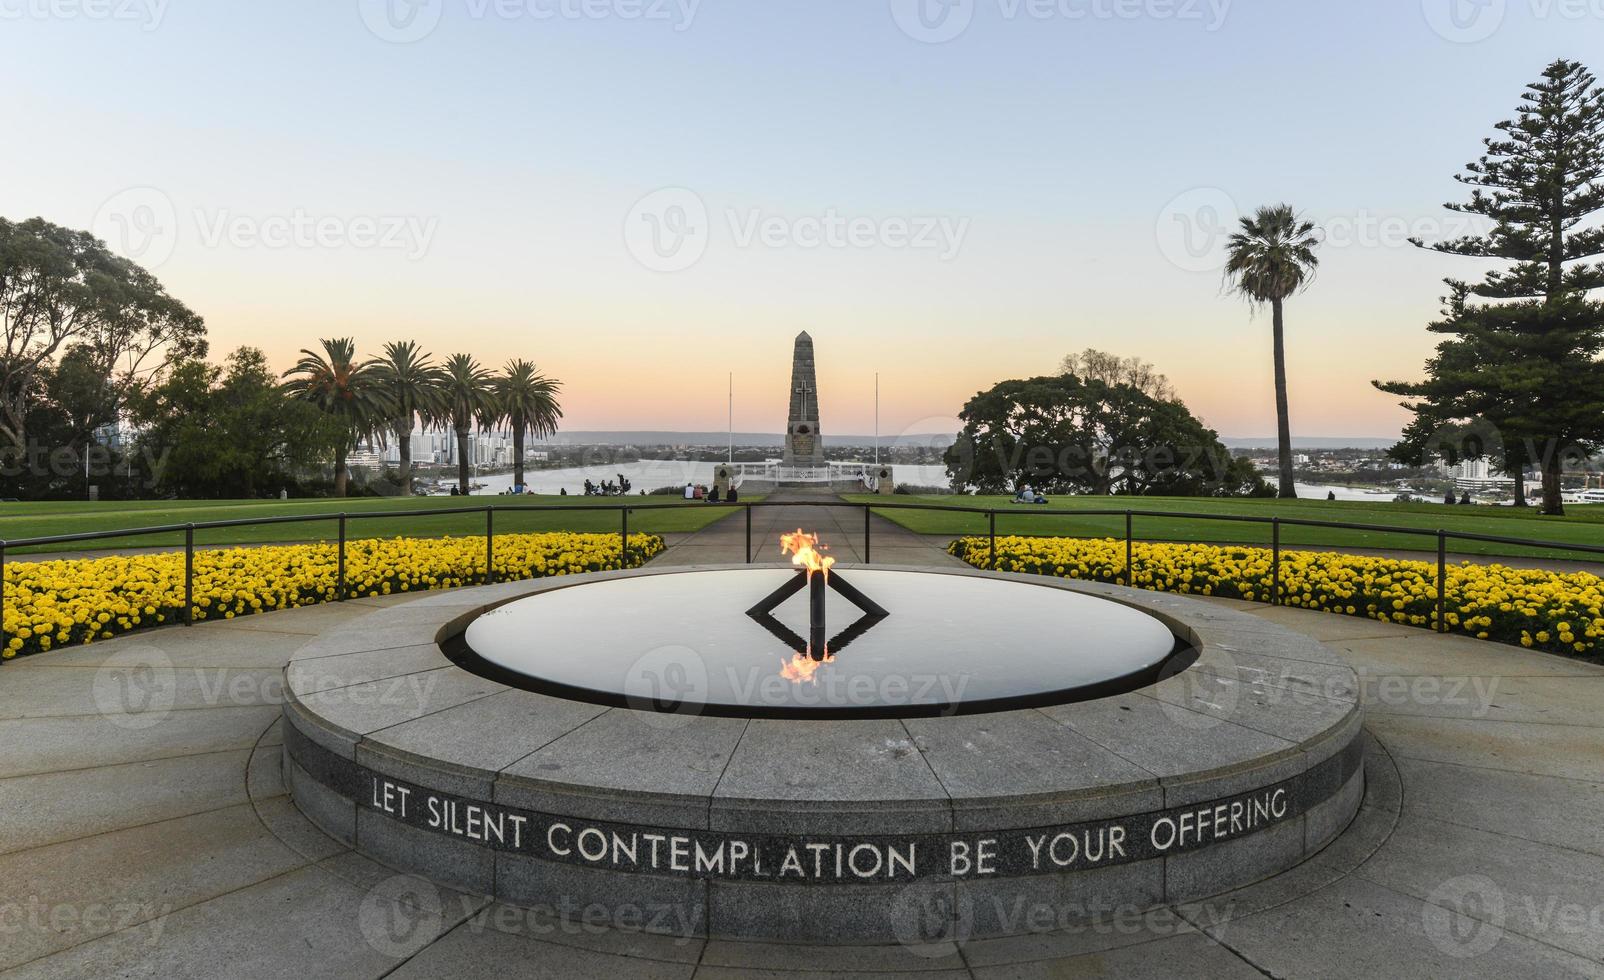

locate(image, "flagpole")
(728, 372), (734, 465)
(874, 373), (880, 467)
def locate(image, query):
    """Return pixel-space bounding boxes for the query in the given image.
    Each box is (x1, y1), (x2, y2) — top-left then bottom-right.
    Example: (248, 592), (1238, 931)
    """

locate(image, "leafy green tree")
(494, 359), (563, 493)
(1391, 59), (1604, 515)
(372, 341), (445, 497)
(0, 217), (206, 452)
(281, 339), (393, 497)
(1223, 204), (1321, 500)
(130, 348), (337, 498)
(440, 353), (498, 496)
(945, 374), (1266, 497)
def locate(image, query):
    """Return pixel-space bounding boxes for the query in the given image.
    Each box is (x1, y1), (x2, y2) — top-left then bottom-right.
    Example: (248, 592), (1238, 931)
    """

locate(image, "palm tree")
(439, 353), (498, 496)
(1224, 204), (1321, 499)
(373, 341), (445, 497)
(494, 360), (564, 493)
(281, 338), (392, 497)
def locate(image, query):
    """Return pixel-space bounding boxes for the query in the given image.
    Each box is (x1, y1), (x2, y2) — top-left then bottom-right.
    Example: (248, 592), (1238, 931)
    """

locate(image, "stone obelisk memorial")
(782, 331), (826, 469)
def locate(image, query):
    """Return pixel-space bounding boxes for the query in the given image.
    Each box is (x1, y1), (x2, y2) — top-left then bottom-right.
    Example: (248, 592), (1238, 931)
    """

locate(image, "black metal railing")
(2, 499), (1603, 639)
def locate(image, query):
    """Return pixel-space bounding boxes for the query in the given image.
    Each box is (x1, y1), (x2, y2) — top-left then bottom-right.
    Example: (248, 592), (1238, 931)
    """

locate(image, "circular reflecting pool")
(449, 568), (1186, 719)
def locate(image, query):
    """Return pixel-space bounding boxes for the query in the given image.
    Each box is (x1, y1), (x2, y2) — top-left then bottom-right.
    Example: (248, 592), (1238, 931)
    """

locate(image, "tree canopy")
(946, 373), (1266, 497)
(0, 217), (206, 452)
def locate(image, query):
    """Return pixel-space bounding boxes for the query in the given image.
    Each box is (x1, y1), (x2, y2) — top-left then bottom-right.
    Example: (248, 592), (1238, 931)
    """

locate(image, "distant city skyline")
(3, 2), (1591, 439)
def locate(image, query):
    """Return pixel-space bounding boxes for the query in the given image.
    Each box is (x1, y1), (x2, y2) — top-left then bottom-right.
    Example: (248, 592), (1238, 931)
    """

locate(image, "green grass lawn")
(0, 496), (750, 555)
(845, 493), (1604, 562)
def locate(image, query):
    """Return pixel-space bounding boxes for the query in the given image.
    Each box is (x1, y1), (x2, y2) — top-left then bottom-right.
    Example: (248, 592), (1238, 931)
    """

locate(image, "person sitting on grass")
(708, 485), (721, 504)
(1013, 485), (1048, 505)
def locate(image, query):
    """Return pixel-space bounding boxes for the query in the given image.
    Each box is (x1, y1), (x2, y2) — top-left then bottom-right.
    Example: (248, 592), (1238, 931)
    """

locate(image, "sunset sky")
(1, 0), (1588, 440)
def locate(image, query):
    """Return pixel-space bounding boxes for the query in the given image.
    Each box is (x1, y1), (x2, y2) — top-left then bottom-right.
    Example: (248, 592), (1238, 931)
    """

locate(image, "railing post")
(1, 540), (7, 651)
(1271, 518), (1281, 607)
(621, 506), (630, 567)
(184, 524), (195, 626)
(1124, 511), (1133, 588)
(745, 505), (753, 564)
(337, 513), (347, 601)
(864, 505), (872, 565)
(1437, 530), (1447, 633)
(988, 510), (997, 570)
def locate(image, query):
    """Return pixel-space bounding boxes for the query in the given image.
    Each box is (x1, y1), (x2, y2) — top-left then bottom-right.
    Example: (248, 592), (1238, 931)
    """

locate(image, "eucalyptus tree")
(494, 360), (563, 493)
(281, 338), (392, 497)
(373, 341), (446, 496)
(1223, 204), (1321, 499)
(440, 353), (499, 496)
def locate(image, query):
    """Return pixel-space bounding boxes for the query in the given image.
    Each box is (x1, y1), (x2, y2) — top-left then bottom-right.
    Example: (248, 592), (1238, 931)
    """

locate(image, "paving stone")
(0, 861), (469, 980)
(902, 710), (1161, 830)
(498, 710), (747, 828)
(706, 877), (954, 945)
(285, 643), (448, 695)
(0, 749), (252, 856)
(1048, 693), (1304, 809)
(0, 803), (320, 970)
(699, 937), (965, 972)
(0, 703), (278, 779)
(292, 666), (506, 735)
(957, 903), (1201, 967)
(969, 930), (1263, 978)
(27, 623), (314, 669)
(1365, 713), (1604, 783)
(453, 901), (707, 964)
(388, 921), (699, 979)
(955, 858), (1165, 939)
(710, 718), (951, 836)
(1207, 874), (1603, 980)
(1361, 674), (1604, 726)
(286, 620), (449, 660)
(1143, 665), (1359, 745)
(0, 663), (285, 721)
(1329, 631), (1601, 679)
(1354, 813), (1604, 961)
(1394, 756), (1604, 855)
(359, 689), (607, 798)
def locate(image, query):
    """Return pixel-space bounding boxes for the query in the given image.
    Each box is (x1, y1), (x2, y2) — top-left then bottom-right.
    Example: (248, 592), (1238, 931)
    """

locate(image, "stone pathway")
(0, 525), (1601, 977)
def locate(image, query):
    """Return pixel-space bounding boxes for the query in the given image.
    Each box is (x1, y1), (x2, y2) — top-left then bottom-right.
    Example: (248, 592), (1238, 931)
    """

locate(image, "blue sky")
(2, 0), (1596, 437)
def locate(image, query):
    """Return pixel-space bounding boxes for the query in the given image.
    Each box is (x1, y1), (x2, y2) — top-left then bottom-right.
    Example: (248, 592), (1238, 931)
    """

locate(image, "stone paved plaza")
(1, 501), (1602, 978)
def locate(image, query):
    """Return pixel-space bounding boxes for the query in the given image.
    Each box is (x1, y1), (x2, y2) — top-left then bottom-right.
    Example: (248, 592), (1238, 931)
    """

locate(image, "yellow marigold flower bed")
(1, 532), (664, 660)
(949, 536), (1604, 658)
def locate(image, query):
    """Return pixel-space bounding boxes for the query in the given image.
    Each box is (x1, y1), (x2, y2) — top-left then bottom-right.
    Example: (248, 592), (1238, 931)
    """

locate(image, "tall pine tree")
(1383, 59), (1604, 515)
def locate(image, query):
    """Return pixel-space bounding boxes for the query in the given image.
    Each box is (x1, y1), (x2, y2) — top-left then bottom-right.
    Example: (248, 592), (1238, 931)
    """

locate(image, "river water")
(455, 464), (1414, 502)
